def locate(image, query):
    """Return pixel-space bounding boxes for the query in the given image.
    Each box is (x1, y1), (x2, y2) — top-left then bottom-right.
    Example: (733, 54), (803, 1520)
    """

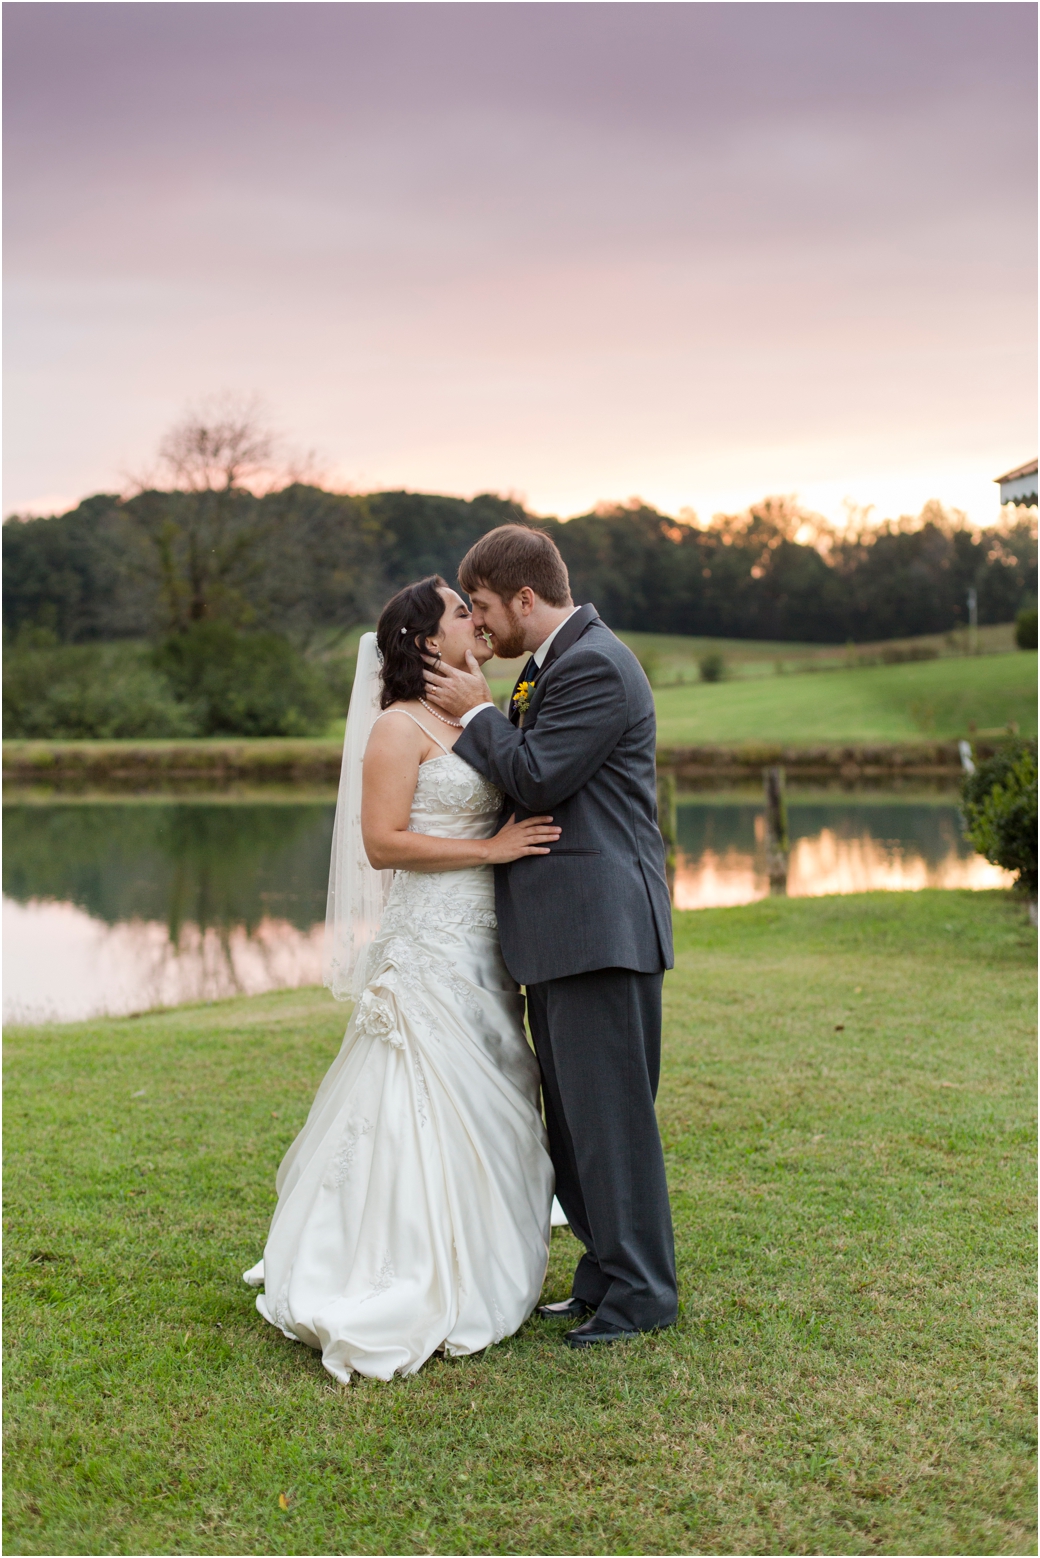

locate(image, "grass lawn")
(654, 652), (1037, 748)
(619, 623), (1019, 685)
(478, 626), (1021, 710)
(4, 890), (1036, 1555)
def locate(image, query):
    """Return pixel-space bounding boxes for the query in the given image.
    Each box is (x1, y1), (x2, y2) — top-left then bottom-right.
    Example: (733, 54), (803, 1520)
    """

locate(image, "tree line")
(4, 483), (1035, 648)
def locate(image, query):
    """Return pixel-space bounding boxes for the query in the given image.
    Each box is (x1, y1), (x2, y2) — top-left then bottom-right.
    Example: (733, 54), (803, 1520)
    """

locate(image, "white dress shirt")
(459, 606), (581, 728)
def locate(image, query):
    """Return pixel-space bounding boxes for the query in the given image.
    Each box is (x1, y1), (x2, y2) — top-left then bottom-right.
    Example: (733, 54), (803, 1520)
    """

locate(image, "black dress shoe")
(534, 1297), (594, 1321)
(565, 1315), (638, 1348)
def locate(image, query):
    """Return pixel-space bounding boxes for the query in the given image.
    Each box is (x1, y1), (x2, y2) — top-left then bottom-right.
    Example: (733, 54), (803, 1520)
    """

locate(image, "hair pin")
(401, 627), (408, 635)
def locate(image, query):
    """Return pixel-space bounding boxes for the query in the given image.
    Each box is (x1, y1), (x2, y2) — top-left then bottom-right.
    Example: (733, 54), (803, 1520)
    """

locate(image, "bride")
(244, 575), (560, 1382)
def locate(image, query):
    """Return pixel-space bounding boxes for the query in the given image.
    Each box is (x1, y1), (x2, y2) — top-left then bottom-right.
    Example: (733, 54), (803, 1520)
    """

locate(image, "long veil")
(323, 632), (393, 1000)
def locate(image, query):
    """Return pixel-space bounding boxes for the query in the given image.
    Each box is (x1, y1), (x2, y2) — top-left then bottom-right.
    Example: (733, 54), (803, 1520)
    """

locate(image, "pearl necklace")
(418, 697), (463, 729)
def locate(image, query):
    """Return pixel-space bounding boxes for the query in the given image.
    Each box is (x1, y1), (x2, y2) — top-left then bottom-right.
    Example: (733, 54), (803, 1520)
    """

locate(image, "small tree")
(961, 738), (1038, 902)
(153, 621), (332, 737)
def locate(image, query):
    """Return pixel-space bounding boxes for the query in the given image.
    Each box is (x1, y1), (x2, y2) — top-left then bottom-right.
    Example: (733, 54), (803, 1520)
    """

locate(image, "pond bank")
(659, 738), (992, 785)
(2, 738), (344, 791)
(2, 736), (998, 793)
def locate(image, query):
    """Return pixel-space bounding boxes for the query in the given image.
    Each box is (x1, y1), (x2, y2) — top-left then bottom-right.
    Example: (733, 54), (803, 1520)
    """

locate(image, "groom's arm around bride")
(424, 525), (678, 1346)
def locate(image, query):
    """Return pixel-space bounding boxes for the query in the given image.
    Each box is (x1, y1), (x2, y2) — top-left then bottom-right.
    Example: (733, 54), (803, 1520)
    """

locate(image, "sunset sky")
(4, 2), (1036, 527)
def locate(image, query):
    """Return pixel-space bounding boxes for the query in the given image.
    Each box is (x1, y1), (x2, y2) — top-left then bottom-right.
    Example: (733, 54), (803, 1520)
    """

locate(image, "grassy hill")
(620, 622), (1018, 685)
(4, 625), (1031, 760)
(653, 652), (1036, 747)
(481, 627), (1033, 746)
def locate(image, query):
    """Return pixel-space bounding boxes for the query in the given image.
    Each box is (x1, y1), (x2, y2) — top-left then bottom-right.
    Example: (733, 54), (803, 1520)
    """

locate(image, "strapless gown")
(244, 752), (555, 1381)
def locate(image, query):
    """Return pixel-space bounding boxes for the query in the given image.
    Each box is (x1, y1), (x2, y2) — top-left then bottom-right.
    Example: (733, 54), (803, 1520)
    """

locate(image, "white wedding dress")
(244, 723), (555, 1383)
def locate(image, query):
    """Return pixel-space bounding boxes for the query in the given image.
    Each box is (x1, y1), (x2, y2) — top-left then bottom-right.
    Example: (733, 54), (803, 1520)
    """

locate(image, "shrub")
(3, 632), (195, 739)
(698, 651), (726, 683)
(637, 650), (662, 687)
(153, 622), (332, 737)
(1015, 608), (1038, 650)
(322, 652), (357, 717)
(961, 738), (1038, 897)
(879, 644), (939, 665)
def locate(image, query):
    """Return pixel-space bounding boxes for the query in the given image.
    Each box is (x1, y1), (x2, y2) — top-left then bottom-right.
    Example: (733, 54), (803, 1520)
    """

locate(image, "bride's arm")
(361, 715), (562, 872)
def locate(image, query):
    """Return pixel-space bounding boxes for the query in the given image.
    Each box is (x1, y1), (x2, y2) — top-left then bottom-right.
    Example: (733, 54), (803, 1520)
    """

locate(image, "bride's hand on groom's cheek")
(422, 651), (494, 717)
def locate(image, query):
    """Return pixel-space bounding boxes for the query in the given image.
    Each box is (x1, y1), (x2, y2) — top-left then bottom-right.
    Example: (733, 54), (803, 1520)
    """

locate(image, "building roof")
(994, 458), (1038, 484)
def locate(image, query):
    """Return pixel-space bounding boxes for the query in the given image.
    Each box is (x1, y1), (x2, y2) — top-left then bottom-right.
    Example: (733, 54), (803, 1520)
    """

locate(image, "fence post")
(967, 587), (978, 656)
(656, 766), (678, 902)
(763, 765), (789, 895)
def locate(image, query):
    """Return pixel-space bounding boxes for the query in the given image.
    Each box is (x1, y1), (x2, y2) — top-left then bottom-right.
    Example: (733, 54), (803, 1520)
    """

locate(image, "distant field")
(7, 648), (1032, 773)
(5, 622), (1029, 753)
(618, 623), (1017, 684)
(654, 652), (1037, 747)
(481, 624), (1018, 703)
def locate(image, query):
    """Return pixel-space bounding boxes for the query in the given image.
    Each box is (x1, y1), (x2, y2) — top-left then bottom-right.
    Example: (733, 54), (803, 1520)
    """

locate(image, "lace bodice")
(376, 751), (505, 941)
(408, 752), (503, 837)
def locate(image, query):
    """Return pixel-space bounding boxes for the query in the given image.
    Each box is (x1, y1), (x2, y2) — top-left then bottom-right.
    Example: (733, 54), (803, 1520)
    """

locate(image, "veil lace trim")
(323, 633), (394, 1000)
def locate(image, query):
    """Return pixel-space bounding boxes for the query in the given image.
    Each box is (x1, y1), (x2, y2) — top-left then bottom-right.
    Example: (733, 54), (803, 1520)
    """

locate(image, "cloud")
(4, 2), (1036, 522)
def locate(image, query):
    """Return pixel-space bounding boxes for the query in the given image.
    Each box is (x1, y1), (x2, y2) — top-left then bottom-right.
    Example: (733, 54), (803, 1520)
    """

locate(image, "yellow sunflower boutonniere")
(512, 680), (535, 719)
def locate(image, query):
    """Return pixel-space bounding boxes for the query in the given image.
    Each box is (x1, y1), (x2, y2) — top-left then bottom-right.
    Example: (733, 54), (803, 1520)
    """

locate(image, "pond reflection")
(673, 800), (1011, 909)
(2, 796), (1010, 1024)
(3, 898), (324, 1025)
(3, 802), (335, 1024)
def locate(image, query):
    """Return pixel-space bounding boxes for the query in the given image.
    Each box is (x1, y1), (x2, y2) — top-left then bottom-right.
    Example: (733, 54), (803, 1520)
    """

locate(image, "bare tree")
(157, 394), (278, 494)
(135, 396), (284, 631)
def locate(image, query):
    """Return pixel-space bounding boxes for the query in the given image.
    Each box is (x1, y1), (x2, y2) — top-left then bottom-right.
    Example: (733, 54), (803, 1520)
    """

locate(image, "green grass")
(4, 891), (1036, 1555)
(8, 631), (1030, 757)
(478, 624), (1020, 707)
(621, 623), (1019, 685)
(654, 652), (1037, 747)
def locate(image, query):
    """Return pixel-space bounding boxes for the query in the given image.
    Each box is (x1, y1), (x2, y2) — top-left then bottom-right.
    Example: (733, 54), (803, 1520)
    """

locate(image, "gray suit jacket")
(452, 604), (674, 986)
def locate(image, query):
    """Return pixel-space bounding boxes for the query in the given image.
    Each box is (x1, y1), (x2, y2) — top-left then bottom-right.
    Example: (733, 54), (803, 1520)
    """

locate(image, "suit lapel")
(505, 606), (600, 726)
(539, 603), (599, 671)
(517, 605), (600, 726)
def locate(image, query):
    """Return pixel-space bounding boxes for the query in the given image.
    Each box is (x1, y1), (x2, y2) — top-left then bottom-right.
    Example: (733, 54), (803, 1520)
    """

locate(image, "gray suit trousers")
(526, 967), (678, 1331)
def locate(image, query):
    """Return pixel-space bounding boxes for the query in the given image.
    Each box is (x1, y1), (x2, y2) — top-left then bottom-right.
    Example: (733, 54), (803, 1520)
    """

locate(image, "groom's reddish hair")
(458, 525), (571, 607)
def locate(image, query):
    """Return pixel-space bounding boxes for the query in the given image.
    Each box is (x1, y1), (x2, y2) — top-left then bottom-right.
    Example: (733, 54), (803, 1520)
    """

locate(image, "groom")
(423, 524), (678, 1348)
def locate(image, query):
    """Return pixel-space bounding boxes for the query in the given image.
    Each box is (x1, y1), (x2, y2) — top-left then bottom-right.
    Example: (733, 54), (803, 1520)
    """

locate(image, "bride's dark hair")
(376, 575), (449, 709)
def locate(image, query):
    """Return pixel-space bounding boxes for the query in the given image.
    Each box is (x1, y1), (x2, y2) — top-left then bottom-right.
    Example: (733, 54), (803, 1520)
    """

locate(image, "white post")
(967, 588), (978, 655)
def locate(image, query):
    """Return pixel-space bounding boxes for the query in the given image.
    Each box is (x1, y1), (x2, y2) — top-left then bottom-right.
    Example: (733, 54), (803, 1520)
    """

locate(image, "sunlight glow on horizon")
(9, 466), (1030, 532)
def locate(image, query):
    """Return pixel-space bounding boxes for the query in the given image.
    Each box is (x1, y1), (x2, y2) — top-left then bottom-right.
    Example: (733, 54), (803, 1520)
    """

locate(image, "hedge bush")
(3, 633), (195, 739)
(4, 625), (337, 740)
(961, 737), (1038, 897)
(1015, 607), (1038, 650)
(153, 622), (332, 738)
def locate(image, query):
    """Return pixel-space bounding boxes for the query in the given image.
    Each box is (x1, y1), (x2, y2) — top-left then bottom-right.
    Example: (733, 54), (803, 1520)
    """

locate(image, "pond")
(3, 795), (1010, 1023)
(671, 797), (1009, 908)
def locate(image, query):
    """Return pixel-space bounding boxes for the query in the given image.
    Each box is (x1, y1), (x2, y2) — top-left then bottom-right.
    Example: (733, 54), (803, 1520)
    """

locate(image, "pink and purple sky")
(4, 2), (1036, 526)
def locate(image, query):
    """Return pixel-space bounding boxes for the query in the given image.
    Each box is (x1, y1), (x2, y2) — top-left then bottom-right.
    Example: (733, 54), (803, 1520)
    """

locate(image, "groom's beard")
(490, 604), (527, 661)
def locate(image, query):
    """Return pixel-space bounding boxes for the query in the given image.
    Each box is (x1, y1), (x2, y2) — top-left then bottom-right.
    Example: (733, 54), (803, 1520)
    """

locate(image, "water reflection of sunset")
(2, 798), (1018, 1024)
(2, 897), (324, 1026)
(673, 830), (1012, 912)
